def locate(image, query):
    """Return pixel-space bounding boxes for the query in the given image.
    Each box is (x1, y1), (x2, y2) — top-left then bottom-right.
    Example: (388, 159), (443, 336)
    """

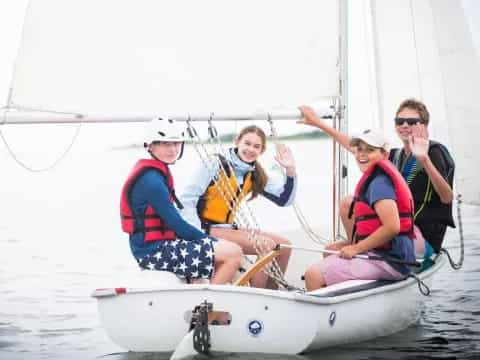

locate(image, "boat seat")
(306, 279), (398, 298)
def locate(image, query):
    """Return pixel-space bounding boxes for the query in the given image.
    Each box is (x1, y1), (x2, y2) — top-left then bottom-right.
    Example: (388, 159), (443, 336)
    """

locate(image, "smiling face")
(395, 107), (423, 143)
(235, 131), (265, 163)
(353, 140), (388, 172)
(148, 141), (182, 164)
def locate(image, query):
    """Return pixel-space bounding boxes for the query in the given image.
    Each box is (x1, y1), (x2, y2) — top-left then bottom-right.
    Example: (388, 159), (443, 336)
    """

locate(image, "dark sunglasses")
(394, 117), (423, 126)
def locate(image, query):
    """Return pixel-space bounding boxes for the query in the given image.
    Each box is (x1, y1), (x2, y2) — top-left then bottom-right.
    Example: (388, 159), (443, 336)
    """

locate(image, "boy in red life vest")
(303, 130), (416, 290)
(298, 102), (455, 261)
(120, 117), (243, 284)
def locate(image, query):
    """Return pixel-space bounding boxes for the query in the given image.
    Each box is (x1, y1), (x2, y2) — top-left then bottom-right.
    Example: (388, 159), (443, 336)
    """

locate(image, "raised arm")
(409, 124), (453, 204)
(274, 143), (296, 177)
(262, 144), (297, 206)
(298, 105), (353, 153)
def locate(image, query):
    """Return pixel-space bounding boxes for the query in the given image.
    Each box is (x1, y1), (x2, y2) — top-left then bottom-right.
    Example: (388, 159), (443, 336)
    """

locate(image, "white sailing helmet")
(144, 116), (187, 145)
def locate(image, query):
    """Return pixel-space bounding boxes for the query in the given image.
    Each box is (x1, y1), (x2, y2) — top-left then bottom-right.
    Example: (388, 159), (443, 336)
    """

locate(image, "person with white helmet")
(120, 116), (243, 284)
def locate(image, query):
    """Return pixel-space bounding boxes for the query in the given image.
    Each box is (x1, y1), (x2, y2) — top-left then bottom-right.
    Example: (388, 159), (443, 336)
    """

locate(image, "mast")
(333, 0), (349, 241)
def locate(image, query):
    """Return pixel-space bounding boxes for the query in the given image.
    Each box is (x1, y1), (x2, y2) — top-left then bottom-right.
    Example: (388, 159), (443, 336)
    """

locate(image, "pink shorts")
(314, 252), (404, 286)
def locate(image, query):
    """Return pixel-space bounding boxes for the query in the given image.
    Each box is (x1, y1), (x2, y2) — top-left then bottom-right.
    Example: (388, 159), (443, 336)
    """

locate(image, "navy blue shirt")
(128, 169), (206, 259)
(360, 174), (415, 274)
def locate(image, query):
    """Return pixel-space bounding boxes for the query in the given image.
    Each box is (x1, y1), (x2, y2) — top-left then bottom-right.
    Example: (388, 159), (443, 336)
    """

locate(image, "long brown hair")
(235, 125), (268, 200)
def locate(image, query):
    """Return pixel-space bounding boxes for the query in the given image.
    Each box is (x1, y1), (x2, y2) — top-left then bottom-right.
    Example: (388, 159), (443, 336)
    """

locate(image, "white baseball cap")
(350, 129), (390, 152)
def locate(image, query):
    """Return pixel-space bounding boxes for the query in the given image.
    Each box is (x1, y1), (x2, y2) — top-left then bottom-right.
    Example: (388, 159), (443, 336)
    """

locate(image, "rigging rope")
(408, 273), (430, 296)
(440, 193), (464, 270)
(266, 116), (331, 246)
(0, 108), (81, 172)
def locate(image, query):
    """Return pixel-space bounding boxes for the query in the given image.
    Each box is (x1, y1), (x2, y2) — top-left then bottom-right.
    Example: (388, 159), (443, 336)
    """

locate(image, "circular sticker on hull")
(247, 319), (264, 337)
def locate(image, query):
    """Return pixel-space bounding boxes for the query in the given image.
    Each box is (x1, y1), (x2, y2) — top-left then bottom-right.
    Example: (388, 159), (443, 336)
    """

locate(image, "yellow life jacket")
(197, 155), (253, 224)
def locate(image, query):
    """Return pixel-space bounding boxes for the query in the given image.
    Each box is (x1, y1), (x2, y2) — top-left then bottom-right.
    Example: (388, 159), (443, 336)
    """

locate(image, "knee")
(277, 237), (292, 256)
(215, 241), (243, 262)
(304, 265), (320, 281)
(340, 195), (354, 219)
(265, 233), (291, 247)
(228, 242), (243, 260)
(304, 265), (324, 291)
(277, 236), (291, 246)
(268, 236), (291, 255)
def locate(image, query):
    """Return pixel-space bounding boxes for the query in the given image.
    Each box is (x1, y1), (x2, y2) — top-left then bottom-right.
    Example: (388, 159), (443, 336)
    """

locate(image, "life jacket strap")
(121, 214), (162, 220)
(354, 214), (378, 222)
(348, 197), (357, 219)
(172, 191), (184, 209)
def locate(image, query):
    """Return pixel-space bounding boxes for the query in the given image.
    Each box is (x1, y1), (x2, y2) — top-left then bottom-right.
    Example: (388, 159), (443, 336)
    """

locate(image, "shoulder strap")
(217, 154), (232, 177)
(390, 148), (402, 167)
(429, 141), (455, 183)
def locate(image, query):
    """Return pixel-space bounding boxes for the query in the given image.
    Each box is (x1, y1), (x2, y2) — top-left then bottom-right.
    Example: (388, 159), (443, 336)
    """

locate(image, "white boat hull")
(92, 255), (444, 354)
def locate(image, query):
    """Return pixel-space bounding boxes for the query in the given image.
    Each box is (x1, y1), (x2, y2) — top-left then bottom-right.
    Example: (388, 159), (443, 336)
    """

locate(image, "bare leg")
(339, 195), (354, 242)
(304, 264), (326, 291)
(210, 228), (291, 289)
(210, 240), (242, 285)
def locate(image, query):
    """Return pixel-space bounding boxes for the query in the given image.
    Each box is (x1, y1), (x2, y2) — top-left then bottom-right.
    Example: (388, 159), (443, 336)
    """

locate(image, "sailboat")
(1, 0), (477, 356)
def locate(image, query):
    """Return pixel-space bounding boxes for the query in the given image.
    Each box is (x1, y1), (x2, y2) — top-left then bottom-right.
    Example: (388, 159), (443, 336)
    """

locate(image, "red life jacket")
(120, 159), (177, 242)
(350, 160), (414, 251)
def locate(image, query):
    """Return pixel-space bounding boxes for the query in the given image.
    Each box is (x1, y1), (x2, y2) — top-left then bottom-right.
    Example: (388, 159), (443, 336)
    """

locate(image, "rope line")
(266, 117), (331, 246)
(1, 108), (81, 172)
(441, 193), (464, 270)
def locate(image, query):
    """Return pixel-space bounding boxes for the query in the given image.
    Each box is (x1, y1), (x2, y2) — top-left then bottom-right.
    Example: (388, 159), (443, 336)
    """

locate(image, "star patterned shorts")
(137, 237), (217, 279)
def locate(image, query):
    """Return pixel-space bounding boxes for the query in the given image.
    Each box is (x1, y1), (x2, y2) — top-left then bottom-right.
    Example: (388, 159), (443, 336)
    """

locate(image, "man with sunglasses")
(391, 99), (455, 256)
(298, 98), (455, 259)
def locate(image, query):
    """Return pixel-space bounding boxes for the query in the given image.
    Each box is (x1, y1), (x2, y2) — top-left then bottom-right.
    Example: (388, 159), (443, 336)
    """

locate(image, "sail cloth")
(365, 0), (480, 205)
(429, 0), (480, 205)
(6, 0), (339, 118)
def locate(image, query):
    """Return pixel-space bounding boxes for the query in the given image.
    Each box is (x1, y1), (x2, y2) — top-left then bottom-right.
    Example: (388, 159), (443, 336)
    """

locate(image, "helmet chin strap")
(177, 142), (185, 160)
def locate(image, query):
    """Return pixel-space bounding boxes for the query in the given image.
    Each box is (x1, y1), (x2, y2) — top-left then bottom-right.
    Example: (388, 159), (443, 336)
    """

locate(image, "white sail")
(363, 0), (480, 205)
(429, 0), (480, 205)
(365, 0), (449, 144)
(5, 0), (340, 122)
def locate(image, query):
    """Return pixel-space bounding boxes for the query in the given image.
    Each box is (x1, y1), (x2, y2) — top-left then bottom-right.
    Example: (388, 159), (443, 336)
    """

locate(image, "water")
(1, 137), (479, 359)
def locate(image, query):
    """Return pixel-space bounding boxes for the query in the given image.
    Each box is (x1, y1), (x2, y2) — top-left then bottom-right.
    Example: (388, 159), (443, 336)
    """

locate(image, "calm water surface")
(1, 138), (479, 359)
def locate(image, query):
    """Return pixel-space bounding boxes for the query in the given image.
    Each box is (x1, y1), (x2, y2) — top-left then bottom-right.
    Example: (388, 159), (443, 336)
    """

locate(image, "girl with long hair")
(180, 125), (297, 289)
